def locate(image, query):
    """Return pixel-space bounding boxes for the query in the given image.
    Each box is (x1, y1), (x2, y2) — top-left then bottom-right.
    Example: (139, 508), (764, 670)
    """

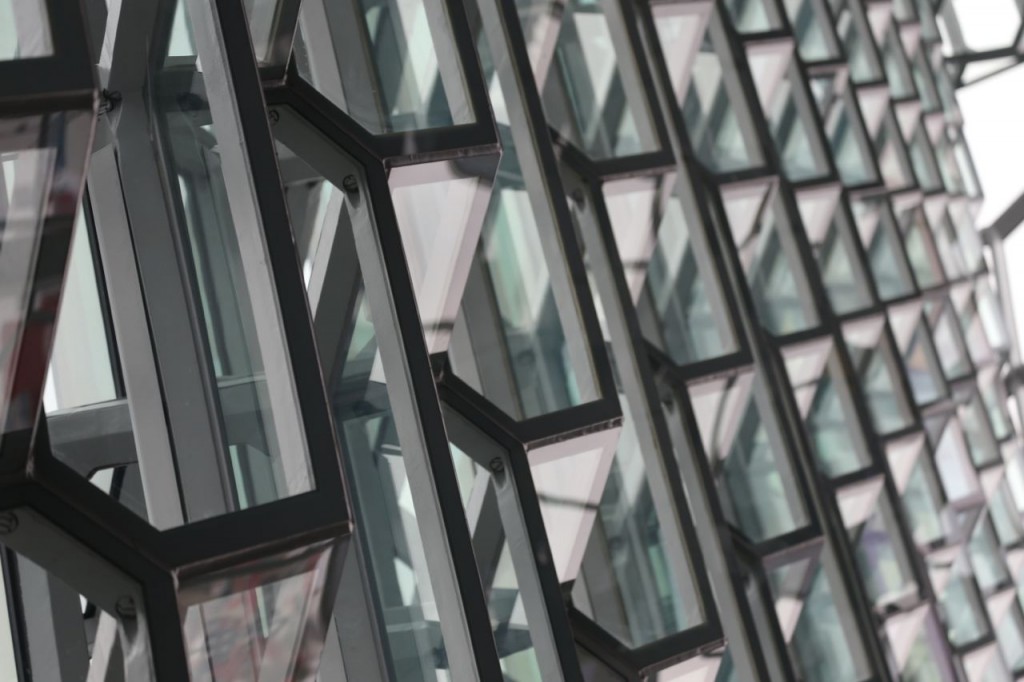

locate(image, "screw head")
(342, 175), (359, 194)
(0, 512), (18, 535)
(115, 596), (137, 619)
(488, 457), (504, 474)
(268, 109), (280, 125)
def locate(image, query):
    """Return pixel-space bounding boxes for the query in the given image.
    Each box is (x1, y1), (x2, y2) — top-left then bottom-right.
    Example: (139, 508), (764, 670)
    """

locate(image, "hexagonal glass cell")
(0, 0), (52, 60)
(721, 182), (821, 336)
(767, 548), (874, 681)
(758, 58), (832, 183)
(843, 317), (915, 437)
(294, 0), (475, 134)
(783, 338), (872, 478)
(679, 20), (763, 173)
(850, 198), (916, 302)
(517, 0), (661, 158)
(689, 372), (809, 544)
(849, 492), (919, 610)
(940, 571), (990, 647)
(571, 396), (705, 647)
(602, 173), (737, 366)
(782, 0), (839, 62)
(797, 188), (873, 316)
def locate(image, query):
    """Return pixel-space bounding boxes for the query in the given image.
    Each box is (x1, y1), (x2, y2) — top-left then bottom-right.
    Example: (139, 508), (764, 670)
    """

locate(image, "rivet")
(342, 175), (359, 194)
(488, 457), (504, 474)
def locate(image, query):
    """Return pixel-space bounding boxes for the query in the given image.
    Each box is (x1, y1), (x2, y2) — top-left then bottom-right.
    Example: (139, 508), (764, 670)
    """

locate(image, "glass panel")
(767, 72), (830, 182)
(182, 546), (335, 682)
(728, 192), (818, 336)
(770, 552), (872, 681)
(901, 206), (944, 289)
(970, 518), (1010, 592)
(996, 608), (1024, 675)
(603, 175), (736, 366)
(941, 574), (989, 646)
(933, 308), (971, 380)
(681, 30), (761, 173)
(690, 374), (808, 543)
(901, 325), (945, 406)
(961, 397), (1000, 467)
(806, 202), (872, 315)
(156, 7), (314, 518)
(909, 130), (943, 193)
(724, 0), (779, 32)
(782, 0), (836, 62)
(901, 460), (945, 546)
(389, 160), (495, 354)
(573, 399), (704, 646)
(845, 329), (913, 436)
(784, 343), (868, 478)
(824, 93), (877, 185)
(449, 445), (542, 678)
(990, 484), (1024, 547)
(851, 199), (915, 301)
(295, 0), (474, 134)
(851, 499), (918, 608)
(521, 0), (659, 158)
(0, 0), (52, 60)
(837, 4), (882, 83)
(881, 28), (914, 99)
(448, 32), (598, 420)
(933, 419), (981, 505)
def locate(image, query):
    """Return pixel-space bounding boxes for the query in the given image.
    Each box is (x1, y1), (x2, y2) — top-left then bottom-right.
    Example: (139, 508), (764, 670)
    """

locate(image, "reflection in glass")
(767, 73), (830, 182)
(901, 461), (944, 546)
(782, 0), (835, 62)
(295, 0), (474, 134)
(941, 574), (989, 647)
(970, 518), (1010, 592)
(852, 501), (917, 608)
(0, 0), (52, 60)
(846, 332), (912, 436)
(690, 375), (806, 543)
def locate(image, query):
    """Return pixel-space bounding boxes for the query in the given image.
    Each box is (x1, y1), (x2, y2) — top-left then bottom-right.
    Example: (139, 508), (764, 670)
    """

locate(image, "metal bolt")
(488, 457), (504, 474)
(268, 109), (280, 125)
(0, 512), (17, 535)
(342, 175), (359, 194)
(115, 596), (137, 619)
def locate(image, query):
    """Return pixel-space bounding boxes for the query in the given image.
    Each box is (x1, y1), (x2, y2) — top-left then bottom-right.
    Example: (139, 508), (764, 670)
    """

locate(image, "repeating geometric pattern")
(2, 0), (1024, 680)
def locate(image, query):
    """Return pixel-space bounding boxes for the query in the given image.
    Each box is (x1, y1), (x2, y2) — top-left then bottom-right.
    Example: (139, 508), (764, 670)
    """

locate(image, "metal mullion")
(565, 166), (723, 666)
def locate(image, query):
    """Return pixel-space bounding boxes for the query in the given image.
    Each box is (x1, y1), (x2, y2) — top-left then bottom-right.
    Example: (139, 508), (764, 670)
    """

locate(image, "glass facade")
(3, 0), (1024, 680)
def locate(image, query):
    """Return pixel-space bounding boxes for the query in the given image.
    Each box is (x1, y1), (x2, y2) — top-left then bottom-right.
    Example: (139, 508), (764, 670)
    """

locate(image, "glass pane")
(770, 553), (872, 681)
(996, 609), (1024, 674)
(824, 94), (877, 185)
(783, 0), (836, 62)
(784, 344), (868, 478)
(331, 290), (454, 678)
(902, 325), (945, 406)
(941, 574), (989, 646)
(449, 445), (542, 678)
(681, 31), (760, 173)
(851, 199), (915, 301)
(901, 206), (944, 289)
(901, 460), (945, 546)
(603, 175), (736, 366)
(961, 397), (999, 467)
(573, 399), (704, 646)
(845, 330), (913, 436)
(295, 0), (474, 134)
(690, 374), (807, 543)
(970, 518), (1010, 592)
(933, 308), (971, 381)
(156, 7), (313, 519)
(182, 546), (335, 682)
(448, 32), (598, 420)
(0, 0), (52, 60)
(852, 501), (917, 608)
(767, 73), (830, 182)
(521, 0), (659, 158)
